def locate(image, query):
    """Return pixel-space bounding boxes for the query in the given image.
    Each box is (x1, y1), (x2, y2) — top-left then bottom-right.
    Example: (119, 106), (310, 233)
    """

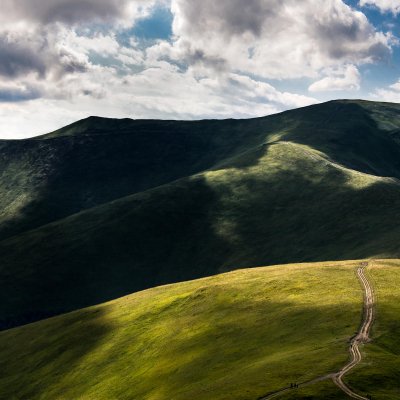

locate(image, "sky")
(0, 0), (400, 138)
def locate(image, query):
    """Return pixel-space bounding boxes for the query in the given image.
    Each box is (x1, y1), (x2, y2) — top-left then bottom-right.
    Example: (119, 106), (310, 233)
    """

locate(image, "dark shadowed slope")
(2, 100), (400, 328)
(2, 100), (400, 242)
(0, 117), (271, 241)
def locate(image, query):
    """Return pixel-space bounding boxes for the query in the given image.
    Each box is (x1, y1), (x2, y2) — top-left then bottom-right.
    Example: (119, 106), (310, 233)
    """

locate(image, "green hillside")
(3, 100), (400, 328)
(0, 117), (269, 241)
(1, 260), (399, 400)
(2, 100), (400, 244)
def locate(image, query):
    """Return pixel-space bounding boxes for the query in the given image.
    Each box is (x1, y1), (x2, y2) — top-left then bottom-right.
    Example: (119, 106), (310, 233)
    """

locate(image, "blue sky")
(0, 0), (400, 138)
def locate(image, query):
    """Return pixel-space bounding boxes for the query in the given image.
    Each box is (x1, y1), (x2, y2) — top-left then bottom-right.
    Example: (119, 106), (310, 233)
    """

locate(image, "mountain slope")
(0, 117), (271, 241)
(3, 100), (400, 328)
(2, 100), (400, 242)
(1, 260), (399, 400)
(0, 261), (363, 400)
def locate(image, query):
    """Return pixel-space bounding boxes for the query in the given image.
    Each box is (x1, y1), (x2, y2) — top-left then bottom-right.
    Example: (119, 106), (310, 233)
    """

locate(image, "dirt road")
(332, 262), (374, 399)
(259, 262), (374, 400)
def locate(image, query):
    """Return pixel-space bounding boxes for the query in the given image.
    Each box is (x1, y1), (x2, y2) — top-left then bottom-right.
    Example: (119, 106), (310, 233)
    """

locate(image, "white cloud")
(0, 0), (397, 138)
(373, 79), (400, 102)
(168, 0), (392, 79)
(309, 65), (361, 92)
(389, 81), (400, 91)
(0, 65), (317, 137)
(359, 0), (400, 14)
(0, 0), (156, 82)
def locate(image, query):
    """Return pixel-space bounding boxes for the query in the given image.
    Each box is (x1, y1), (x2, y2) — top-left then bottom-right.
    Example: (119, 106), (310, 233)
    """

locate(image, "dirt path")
(258, 374), (334, 400)
(259, 262), (374, 400)
(332, 262), (374, 399)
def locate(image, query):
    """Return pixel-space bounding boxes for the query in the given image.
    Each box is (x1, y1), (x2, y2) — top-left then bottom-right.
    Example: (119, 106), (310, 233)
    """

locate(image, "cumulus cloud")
(359, 0), (400, 14)
(168, 0), (393, 79)
(0, 28), (90, 81)
(309, 65), (361, 92)
(0, 0), (157, 85)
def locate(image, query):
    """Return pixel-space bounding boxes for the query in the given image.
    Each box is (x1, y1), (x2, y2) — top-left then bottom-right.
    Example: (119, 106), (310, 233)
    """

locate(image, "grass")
(3, 135), (400, 328)
(261, 259), (400, 400)
(0, 261), (364, 400)
(278, 380), (345, 399)
(342, 260), (400, 399)
(3, 100), (400, 327)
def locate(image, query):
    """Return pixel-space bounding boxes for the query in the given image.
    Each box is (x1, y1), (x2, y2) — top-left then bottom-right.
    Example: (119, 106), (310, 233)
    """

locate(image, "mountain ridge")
(3, 99), (400, 329)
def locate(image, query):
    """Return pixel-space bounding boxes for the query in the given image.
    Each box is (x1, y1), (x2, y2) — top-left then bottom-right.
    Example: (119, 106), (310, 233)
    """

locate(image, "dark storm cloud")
(0, 32), (89, 80)
(314, 14), (392, 62)
(1, 0), (133, 25)
(176, 0), (280, 38)
(0, 36), (46, 78)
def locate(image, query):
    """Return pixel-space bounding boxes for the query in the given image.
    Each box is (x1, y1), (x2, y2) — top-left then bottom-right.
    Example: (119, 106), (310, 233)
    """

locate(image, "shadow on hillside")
(281, 101), (400, 179)
(1, 289), (360, 399)
(0, 307), (112, 399)
(205, 149), (400, 269)
(0, 176), (232, 329)
(0, 117), (275, 242)
(3, 137), (400, 331)
(3, 102), (400, 331)
(2, 101), (400, 247)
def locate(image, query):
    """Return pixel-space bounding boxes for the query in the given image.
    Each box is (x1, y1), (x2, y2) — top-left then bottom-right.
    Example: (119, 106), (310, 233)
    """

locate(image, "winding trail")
(259, 262), (374, 400)
(332, 262), (374, 399)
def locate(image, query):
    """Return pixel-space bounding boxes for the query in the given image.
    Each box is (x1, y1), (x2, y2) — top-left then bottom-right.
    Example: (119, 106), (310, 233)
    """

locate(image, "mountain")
(2, 99), (400, 328)
(1, 260), (399, 400)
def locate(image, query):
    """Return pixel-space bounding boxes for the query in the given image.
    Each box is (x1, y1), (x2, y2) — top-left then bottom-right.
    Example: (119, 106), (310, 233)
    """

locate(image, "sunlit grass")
(0, 261), (362, 400)
(343, 260), (400, 400)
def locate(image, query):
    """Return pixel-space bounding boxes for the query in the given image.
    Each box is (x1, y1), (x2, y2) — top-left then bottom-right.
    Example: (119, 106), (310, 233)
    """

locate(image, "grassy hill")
(1, 260), (399, 400)
(0, 117), (270, 241)
(2, 100), (400, 244)
(3, 100), (400, 328)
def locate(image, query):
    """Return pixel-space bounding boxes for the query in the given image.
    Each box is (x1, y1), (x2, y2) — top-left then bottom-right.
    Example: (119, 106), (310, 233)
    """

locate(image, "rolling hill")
(3, 99), (400, 328)
(1, 260), (399, 400)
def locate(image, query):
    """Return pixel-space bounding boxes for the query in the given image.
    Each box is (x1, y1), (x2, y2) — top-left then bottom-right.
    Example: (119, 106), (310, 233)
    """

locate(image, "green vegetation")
(0, 261), (365, 400)
(342, 260), (400, 400)
(278, 380), (345, 400)
(3, 100), (400, 327)
(269, 260), (400, 399)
